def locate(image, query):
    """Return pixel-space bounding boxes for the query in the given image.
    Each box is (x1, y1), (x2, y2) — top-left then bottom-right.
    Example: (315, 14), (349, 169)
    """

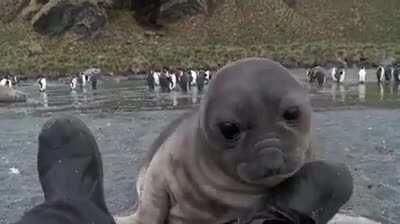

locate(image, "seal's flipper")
(271, 161), (353, 224)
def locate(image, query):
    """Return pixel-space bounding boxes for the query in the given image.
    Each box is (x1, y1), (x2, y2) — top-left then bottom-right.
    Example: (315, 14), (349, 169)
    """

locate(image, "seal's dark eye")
(218, 122), (241, 141)
(283, 106), (300, 124)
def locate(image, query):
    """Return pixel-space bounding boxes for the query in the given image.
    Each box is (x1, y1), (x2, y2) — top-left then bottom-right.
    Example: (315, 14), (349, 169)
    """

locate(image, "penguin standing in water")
(204, 69), (211, 84)
(77, 72), (83, 86)
(11, 76), (18, 86)
(91, 75), (98, 90)
(358, 67), (366, 84)
(178, 70), (189, 93)
(38, 76), (47, 92)
(190, 69), (197, 87)
(169, 71), (177, 91)
(330, 67), (337, 82)
(153, 70), (160, 86)
(333, 68), (345, 83)
(159, 69), (171, 93)
(384, 65), (393, 82)
(393, 65), (400, 82)
(196, 71), (206, 93)
(146, 70), (155, 92)
(305, 68), (313, 82)
(376, 65), (385, 83)
(81, 72), (88, 87)
(6, 79), (12, 88)
(0, 76), (12, 88)
(70, 75), (78, 90)
(339, 68), (346, 83)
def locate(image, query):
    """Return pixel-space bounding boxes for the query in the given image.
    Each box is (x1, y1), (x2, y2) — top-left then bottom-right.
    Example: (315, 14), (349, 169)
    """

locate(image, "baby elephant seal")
(116, 58), (353, 224)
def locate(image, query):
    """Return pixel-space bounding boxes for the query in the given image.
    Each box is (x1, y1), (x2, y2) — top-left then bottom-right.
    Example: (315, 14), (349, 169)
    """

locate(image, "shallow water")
(0, 70), (399, 224)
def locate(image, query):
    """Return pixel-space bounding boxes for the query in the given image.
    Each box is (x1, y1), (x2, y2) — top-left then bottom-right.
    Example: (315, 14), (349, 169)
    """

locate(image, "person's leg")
(14, 116), (115, 224)
(270, 161), (353, 224)
(16, 199), (114, 224)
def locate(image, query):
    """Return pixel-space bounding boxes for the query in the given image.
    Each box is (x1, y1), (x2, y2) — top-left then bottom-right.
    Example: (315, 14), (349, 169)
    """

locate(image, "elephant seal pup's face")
(200, 58), (312, 187)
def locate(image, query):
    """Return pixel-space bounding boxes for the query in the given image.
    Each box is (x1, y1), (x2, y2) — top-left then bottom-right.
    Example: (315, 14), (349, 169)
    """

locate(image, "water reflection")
(358, 84), (366, 102)
(40, 92), (48, 108)
(331, 83), (346, 102)
(71, 90), (79, 106)
(3, 79), (400, 117)
(378, 83), (384, 101)
(393, 83), (400, 96)
(82, 87), (89, 104)
(171, 91), (178, 107)
(309, 81), (400, 109)
(373, 83), (400, 102)
(191, 88), (199, 104)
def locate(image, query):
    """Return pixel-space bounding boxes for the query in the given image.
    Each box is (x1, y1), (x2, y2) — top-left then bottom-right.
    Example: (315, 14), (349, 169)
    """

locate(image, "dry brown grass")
(1, 1), (400, 76)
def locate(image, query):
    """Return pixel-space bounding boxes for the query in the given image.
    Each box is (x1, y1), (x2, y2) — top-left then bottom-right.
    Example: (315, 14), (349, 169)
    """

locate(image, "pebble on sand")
(8, 167), (20, 175)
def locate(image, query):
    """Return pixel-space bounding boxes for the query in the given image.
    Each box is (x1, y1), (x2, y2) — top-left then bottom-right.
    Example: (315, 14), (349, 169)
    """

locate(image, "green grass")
(2, 0), (400, 77)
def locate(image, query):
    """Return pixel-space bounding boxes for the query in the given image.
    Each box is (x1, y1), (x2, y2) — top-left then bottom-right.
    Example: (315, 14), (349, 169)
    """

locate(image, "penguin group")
(0, 74), (18, 88)
(70, 68), (100, 91)
(147, 68), (213, 93)
(376, 64), (400, 83)
(34, 68), (102, 93)
(306, 66), (327, 86)
(307, 64), (400, 85)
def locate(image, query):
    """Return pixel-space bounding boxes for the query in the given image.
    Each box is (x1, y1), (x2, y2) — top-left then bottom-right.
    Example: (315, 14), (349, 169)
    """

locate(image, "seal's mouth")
(237, 162), (299, 187)
(262, 167), (281, 177)
(237, 162), (281, 182)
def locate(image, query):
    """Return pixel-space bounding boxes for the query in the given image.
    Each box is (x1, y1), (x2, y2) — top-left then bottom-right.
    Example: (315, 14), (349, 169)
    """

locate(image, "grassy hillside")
(1, 0), (400, 76)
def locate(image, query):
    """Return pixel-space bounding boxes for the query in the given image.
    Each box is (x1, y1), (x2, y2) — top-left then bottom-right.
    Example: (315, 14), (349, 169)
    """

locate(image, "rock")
(329, 214), (381, 224)
(20, 0), (49, 20)
(131, 0), (215, 27)
(31, 0), (107, 37)
(160, 0), (209, 22)
(0, 86), (27, 103)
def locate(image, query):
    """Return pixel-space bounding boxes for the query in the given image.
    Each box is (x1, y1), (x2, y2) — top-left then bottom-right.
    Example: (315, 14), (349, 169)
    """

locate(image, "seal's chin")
(237, 163), (299, 187)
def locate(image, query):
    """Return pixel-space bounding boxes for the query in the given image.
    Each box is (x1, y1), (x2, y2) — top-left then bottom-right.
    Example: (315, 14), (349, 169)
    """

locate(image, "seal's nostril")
(254, 138), (281, 151)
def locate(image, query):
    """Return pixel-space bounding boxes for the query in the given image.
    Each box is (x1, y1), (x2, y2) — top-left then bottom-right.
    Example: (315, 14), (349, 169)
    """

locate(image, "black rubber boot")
(15, 116), (115, 224)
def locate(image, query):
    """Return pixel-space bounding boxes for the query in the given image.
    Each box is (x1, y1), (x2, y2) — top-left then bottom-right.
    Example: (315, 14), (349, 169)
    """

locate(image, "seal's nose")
(258, 147), (285, 171)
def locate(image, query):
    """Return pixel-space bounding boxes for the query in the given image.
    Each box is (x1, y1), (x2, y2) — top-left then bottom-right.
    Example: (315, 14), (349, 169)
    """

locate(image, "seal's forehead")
(211, 58), (303, 94)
